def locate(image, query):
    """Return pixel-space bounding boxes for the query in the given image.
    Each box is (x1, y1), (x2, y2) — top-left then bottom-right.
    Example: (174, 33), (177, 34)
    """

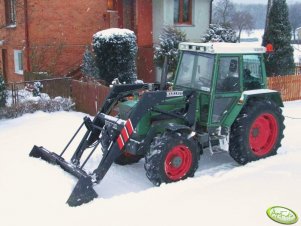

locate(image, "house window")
(4, 0), (16, 26)
(14, 50), (23, 75)
(107, 0), (117, 11)
(174, 0), (192, 25)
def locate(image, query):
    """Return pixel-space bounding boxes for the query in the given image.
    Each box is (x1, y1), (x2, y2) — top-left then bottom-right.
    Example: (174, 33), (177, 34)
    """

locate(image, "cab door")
(209, 55), (242, 126)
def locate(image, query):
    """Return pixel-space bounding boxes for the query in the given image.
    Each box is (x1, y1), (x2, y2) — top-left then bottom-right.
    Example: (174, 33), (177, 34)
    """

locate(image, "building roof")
(179, 42), (266, 54)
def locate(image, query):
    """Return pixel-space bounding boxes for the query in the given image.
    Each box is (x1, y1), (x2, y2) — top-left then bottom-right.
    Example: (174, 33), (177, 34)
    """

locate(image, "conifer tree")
(202, 24), (237, 43)
(81, 47), (100, 79)
(154, 26), (187, 74)
(262, 0), (295, 76)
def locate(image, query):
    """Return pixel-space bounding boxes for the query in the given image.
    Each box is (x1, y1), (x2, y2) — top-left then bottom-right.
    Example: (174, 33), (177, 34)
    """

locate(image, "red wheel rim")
(249, 113), (279, 156)
(164, 145), (192, 181)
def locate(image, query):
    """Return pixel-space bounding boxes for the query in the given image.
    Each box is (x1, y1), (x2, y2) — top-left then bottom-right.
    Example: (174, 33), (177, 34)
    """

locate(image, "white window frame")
(14, 50), (23, 75)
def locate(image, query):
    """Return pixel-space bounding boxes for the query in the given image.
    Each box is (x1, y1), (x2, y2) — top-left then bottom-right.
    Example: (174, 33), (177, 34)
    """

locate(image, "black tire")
(144, 132), (199, 186)
(229, 99), (285, 165)
(114, 153), (143, 165)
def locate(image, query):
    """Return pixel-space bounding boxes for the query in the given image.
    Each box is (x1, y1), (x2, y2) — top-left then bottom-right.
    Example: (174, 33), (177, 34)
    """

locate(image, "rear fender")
(222, 89), (283, 127)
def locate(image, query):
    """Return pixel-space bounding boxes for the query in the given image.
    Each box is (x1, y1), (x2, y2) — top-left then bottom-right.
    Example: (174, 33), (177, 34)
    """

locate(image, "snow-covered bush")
(81, 46), (100, 79)
(0, 74), (7, 107)
(0, 97), (74, 119)
(33, 81), (43, 97)
(154, 26), (187, 74)
(202, 24), (237, 43)
(92, 28), (137, 85)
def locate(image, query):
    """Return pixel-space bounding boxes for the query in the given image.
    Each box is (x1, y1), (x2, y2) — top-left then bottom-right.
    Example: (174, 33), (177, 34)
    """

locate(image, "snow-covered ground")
(241, 29), (301, 63)
(0, 101), (300, 226)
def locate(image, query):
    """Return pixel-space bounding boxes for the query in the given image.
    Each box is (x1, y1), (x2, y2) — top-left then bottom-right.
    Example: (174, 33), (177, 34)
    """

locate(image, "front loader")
(30, 42), (285, 206)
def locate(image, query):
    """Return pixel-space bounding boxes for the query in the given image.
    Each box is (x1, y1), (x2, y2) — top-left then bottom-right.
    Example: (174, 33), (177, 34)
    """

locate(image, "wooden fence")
(267, 75), (301, 101)
(71, 80), (110, 115)
(6, 75), (301, 115)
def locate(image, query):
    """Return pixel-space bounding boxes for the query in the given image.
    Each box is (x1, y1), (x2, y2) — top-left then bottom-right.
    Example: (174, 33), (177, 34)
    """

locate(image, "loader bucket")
(29, 146), (98, 206)
(66, 177), (98, 207)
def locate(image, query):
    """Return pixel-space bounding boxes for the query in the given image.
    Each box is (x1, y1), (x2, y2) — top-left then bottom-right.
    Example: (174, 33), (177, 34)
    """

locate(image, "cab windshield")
(175, 52), (214, 92)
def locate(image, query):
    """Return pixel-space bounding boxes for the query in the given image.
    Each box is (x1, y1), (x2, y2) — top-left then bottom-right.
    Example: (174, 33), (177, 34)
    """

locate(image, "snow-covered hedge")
(0, 74), (7, 107)
(154, 26), (187, 74)
(0, 97), (74, 119)
(92, 28), (138, 85)
(1, 88), (74, 119)
(202, 24), (237, 43)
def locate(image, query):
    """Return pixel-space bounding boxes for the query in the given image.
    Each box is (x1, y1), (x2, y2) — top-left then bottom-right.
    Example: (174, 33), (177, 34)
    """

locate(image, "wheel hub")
(164, 145), (192, 181)
(249, 113), (279, 156)
(171, 156), (183, 168)
(251, 128), (259, 137)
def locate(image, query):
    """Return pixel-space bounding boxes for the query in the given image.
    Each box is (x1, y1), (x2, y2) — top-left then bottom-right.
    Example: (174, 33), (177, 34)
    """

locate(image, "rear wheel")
(229, 99), (284, 164)
(144, 132), (199, 186)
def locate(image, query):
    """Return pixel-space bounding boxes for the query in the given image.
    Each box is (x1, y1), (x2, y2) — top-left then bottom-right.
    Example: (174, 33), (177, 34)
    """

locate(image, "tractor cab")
(174, 42), (267, 127)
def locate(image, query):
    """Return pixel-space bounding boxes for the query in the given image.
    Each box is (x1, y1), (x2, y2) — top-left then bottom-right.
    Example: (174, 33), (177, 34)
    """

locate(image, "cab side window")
(216, 57), (240, 92)
(243, 55), (263, 90)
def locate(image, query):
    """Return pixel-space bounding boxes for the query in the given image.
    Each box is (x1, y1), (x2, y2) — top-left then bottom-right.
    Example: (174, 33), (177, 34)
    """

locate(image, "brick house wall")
(0, 0), (156, 84)
(0, 0), (111, 83)
(28, 0), (111, 75)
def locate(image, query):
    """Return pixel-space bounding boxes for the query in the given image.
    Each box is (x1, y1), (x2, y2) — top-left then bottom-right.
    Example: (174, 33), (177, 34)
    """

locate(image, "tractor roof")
(179, 42), (266, 54)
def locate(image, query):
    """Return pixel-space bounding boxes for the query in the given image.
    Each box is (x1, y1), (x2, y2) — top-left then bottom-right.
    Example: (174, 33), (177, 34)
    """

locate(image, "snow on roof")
(93, 28), (135, 40)
(179, 42), (266, 54)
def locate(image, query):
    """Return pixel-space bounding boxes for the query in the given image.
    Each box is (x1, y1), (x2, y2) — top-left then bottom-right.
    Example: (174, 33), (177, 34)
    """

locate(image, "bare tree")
(231, 11), (254, 42)
(213, 0), (235, 27)
(289, 3), (301, 41)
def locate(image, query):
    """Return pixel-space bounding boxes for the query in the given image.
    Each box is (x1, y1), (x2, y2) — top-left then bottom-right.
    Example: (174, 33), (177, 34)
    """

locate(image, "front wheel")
(144, 132), (199, 186)
(229, 99), (285, 165)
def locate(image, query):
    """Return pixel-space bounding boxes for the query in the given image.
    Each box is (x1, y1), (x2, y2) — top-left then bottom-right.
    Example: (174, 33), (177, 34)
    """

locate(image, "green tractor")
(30, 42), (285, 206)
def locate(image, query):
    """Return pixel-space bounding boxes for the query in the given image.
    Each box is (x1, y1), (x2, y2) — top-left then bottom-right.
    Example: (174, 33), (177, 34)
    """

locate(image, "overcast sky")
(231, 0), (300, 4)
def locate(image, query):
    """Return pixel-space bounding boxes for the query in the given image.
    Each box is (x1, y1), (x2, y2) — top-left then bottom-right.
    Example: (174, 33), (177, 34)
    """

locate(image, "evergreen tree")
(0, 74), (7, 107)
(81, 47), (100, 79)
(262, 0), (295, 76)
(93, 28), (137, 85)
(154, 26), (187, 74)
(202, 24), (237, 43)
